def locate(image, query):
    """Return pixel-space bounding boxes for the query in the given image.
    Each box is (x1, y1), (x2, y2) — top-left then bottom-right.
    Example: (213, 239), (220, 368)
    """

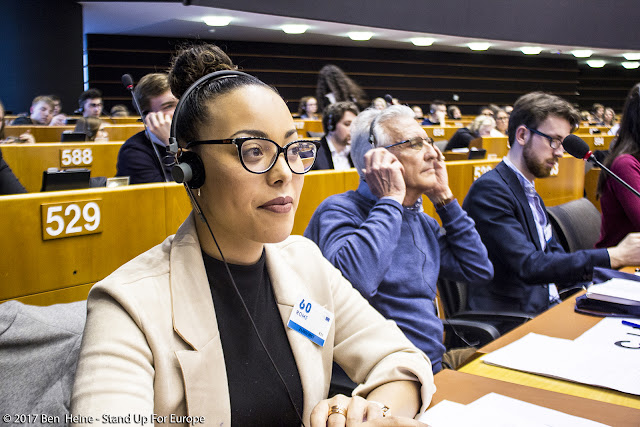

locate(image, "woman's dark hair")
(597, 83), (640, 196)
(316, 64), (367, 112)
(168, 44), (274, 147)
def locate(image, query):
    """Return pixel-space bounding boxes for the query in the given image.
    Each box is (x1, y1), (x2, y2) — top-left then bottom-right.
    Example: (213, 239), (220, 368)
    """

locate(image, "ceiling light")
(571, 50), (593, 58)
(623, 53), (640, 61)
(281, 24), (308, 34)
(622, 61), (640, 69)
(347, 32), (373, 41)
(410, 37), (435, 47)
(520, 46), (542, 55)
(586, 60), (606, 68)
(467, 42), (491, 51)
(202, 16), (232, 27)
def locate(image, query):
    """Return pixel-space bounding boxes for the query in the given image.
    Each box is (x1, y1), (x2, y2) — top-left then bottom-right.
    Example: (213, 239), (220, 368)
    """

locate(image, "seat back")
(436, 278), (467, 317)
(547, 198), (602, 252)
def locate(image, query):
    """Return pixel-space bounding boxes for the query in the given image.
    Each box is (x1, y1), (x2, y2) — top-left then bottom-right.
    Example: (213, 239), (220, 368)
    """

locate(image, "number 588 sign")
(41, 199), (103, 240)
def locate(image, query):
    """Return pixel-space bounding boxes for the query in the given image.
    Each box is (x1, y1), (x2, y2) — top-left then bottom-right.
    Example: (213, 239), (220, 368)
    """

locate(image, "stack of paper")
(419, 393), (609, 427)
(587, 278), (640, 306)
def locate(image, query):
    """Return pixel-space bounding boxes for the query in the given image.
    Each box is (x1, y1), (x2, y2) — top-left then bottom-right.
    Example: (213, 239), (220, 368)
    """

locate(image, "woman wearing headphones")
(71, 44), (433, 426)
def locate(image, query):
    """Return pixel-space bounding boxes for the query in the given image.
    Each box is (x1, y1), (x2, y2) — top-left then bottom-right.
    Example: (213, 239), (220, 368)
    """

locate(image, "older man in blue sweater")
(305, 105), (493, 374)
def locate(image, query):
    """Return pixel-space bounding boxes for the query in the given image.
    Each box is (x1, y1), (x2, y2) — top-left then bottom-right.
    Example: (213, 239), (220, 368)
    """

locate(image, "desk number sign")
(473, 165), (493, 181)
(41, 199), (103, 240)
(60, 148), (93, 168)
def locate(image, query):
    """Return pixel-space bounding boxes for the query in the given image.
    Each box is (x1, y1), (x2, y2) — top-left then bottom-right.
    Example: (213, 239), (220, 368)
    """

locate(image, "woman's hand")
(310, 394), (428, 426)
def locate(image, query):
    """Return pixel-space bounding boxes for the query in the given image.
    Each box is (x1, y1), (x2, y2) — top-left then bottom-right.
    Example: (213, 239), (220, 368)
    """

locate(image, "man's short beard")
(523, 138), (553, 179)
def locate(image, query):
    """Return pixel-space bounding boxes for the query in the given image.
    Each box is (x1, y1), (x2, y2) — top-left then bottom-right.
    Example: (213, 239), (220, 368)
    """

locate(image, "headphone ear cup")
(327, 113), (335, 132)
(172, 151), (206, 189)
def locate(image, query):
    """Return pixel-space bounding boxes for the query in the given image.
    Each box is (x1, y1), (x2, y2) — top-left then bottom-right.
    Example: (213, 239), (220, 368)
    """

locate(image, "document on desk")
(420, 393), (609, 426)
(482, 325), (640, 396)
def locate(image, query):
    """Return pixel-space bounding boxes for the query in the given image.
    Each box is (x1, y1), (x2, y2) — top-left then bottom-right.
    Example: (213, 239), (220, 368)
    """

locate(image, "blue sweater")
(304, 181), (493, 372)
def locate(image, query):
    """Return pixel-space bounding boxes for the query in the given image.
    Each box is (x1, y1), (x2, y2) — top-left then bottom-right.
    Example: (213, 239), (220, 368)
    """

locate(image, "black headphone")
(168, 70), (252, 189)
(326, 112), (335, 132)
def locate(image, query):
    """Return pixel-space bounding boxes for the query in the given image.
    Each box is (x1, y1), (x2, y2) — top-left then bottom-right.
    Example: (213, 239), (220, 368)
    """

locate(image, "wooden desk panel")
(422, 126), (459, 141)
(0, 184), (169, 301)
(470, 136), (509, 158)
(585, 167), (602, 212)
(293, 119), (323, 138)
(4, 124), (143, 143)
(1, 142), (123, 192)
(432, 370), (640, 426)
(291, 170), (348, 235)
(579, 134), (615, 151)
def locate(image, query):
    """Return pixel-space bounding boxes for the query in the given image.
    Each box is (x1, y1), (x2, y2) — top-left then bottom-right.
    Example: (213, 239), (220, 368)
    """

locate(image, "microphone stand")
(585, 152), (640, 200)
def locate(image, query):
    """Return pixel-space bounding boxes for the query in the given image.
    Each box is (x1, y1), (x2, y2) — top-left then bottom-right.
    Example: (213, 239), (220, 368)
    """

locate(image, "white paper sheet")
(481, 332), (640, 396)
(419, 393), (610, 427)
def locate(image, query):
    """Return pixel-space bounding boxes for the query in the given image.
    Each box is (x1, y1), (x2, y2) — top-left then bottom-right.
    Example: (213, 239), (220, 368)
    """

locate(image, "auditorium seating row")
(1, 155), (585, 306)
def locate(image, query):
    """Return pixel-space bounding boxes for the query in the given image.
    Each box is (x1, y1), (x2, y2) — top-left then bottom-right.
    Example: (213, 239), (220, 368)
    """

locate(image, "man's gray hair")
(351, 105), (416, 178)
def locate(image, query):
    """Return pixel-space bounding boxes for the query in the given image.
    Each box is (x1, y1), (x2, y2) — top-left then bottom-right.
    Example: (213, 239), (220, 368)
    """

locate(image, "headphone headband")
(168, 69), (251, 154)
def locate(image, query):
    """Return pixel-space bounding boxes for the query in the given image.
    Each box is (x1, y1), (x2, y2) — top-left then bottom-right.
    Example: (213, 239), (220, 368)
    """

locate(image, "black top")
(445, 127), (477, 151)
(203, 250), (304, 426)
(11, 116), (34, 125)
(116, 131), (171, 184)
(0, 149), (27, 195)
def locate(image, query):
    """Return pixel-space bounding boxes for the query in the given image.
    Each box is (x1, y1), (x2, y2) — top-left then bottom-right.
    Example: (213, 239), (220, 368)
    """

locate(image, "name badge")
(287, 297), (333, 347)
(544, 223), (553, 243)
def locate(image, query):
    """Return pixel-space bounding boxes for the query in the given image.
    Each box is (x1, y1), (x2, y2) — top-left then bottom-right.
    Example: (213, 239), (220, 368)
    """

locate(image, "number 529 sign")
(41, 199), (103, 240)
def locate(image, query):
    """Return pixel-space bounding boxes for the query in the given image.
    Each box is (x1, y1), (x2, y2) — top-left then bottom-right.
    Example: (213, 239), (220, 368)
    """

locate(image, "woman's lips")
(260, 196), (294, 213)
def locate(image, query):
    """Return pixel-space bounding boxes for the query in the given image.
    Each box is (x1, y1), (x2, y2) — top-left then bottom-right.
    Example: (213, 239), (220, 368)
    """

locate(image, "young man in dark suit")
(463, 92), (640, 323)
(312, 101), (358, 170)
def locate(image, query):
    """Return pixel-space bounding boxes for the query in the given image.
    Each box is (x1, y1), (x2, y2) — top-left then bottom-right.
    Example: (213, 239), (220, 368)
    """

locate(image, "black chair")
(547, 198), (602, 253)
(437, 278), (534, 346)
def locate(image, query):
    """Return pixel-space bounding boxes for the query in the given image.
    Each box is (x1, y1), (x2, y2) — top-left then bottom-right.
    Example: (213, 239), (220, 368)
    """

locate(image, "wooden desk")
(1, 142), (123, 192)
(422, 126), (459, 141)
(4, 124), (143, 143)
(470, 136), (509, 158)
(293, 119), (323, 138)
(460, 292), (640, 409)
(432, 370), (640, 426)
(578, 134), (615, 151)
(575, 126), (611, 135)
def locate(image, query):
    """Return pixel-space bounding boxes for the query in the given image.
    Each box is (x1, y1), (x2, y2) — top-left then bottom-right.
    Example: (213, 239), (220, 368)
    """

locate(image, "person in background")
(312, 101), (359, 170)
(298, 96), (319, 120)
(72, 43), (434, 427)
(78, 89), (103, 118)
(603, 107), (616, 128)
(494, 109), (509, 136)
(591, 103), (605, 124)
(110, 104), (130, 117)
(445, 115), (495, 151)
(463, 92), (640, 327)
(580, 110), (593, 123)
(305, 105), (493, 375)
(421, 100), (446, 125)
(11, 96), (65, 126)
(48, 94), (67, 125)
(503, 105), (513, 115)
(412, 105), (424, 120)
(372, 97), (387, 110)
(116, 73), (178, 183)
(74, 117), (108, 141)
(596, 84), (640, 248)
(479, 106), (494, 117)
(447, 105), (461, 120)
(316, 64), (367, 112)
(0, 100), (28, 194)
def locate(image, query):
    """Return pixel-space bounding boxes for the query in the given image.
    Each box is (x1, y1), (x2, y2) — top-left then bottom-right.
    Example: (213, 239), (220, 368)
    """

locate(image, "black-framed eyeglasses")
(525, 126), (564, 150)
(383, 136), (435, 151)
(185, 137), (320, 174)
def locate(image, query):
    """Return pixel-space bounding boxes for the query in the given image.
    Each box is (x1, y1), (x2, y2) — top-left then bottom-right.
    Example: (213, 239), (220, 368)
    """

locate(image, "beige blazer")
(71, 213), (435, 425)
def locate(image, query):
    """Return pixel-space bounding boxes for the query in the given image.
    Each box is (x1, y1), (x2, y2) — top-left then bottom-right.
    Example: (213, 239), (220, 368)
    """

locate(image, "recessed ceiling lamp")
(202, 16), (233, 26)
(623, 53), (640, 61)
(520, 46), (542, 55)
(347, 32), (373, 41)
(281, 24), (309, 34)
(571, 50), (593, 58)
(586, 60), (606, 68)
(622, 61), (640, 69)
(410, 37), (435, 46)
(467, 42), (491, 51)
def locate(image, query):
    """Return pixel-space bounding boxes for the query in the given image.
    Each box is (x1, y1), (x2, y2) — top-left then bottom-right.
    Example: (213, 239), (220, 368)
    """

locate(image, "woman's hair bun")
(168, 44), (237, 99)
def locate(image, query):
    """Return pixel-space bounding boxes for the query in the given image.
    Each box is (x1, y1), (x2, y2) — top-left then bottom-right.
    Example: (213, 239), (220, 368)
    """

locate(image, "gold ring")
(328, 405), (348, 418)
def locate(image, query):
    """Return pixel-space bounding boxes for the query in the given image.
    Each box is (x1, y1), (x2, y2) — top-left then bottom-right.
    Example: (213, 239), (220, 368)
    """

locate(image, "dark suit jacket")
(116, 131), (171, 184)
(0, 149), (27, 195)
(462, 161), (610, 314)
(311, 136), (354, 171)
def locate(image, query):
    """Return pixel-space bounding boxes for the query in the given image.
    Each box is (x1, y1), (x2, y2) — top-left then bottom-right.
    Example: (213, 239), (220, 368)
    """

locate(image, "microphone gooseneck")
(562, 134), (640, 199)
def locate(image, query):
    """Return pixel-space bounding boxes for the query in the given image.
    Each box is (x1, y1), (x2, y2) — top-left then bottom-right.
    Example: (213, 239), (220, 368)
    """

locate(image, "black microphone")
(563, 134), (640, 199)
(122, 74), (134, 91)
(384, 94), (393, 105)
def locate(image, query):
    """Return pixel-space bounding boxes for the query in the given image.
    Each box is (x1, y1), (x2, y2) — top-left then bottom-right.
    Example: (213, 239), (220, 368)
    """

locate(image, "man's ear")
(514, 125), (529, 147)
